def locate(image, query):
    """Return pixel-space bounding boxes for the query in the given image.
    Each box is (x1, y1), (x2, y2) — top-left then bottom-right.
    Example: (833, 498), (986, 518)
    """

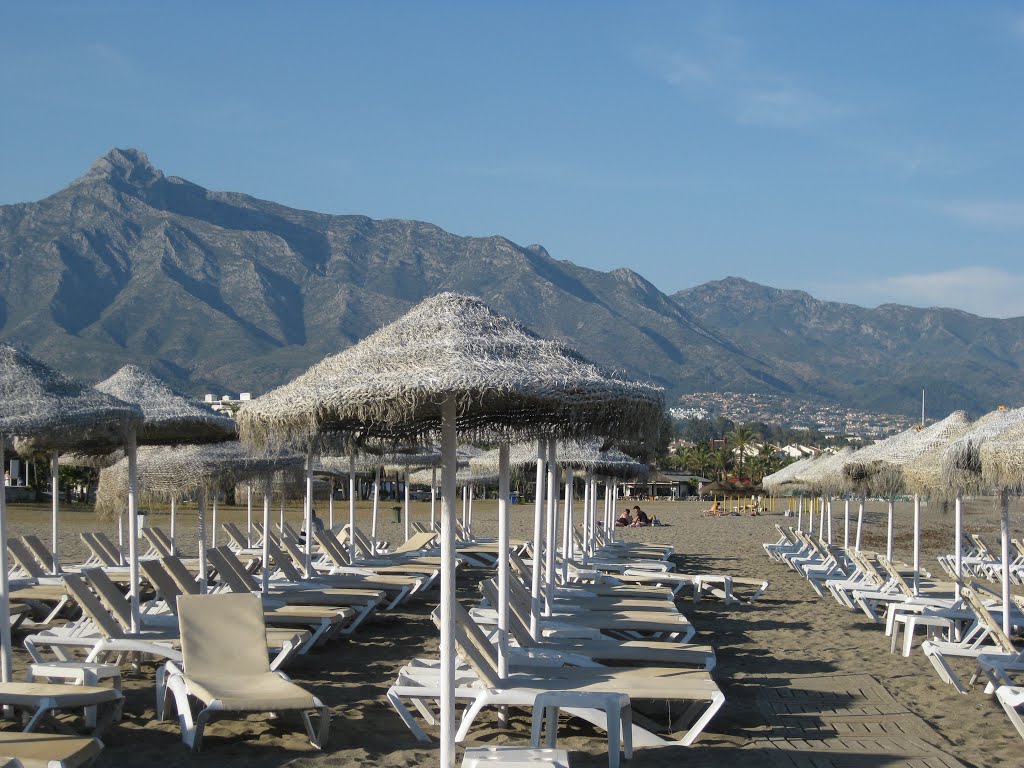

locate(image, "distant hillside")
(1, 148), (1021, 418)
(674, 278), (1024, 416)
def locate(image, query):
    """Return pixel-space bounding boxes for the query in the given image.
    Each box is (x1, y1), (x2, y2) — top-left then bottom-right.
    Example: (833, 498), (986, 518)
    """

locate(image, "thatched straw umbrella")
(946, 408), (1024, 636)
(98, 442), (303, 593)
(787, 448), (852, 542)
(95, 364), (237, 629)
(762, 456), (813, 528)
(0, 343), (142, 682)
(237, 292), (665, 768)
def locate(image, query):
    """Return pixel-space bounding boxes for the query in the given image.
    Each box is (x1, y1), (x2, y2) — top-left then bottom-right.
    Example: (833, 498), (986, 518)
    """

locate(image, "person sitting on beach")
(629, 505), (658, 526)
(300, 508), (326, 541)
(615, 509), (633, 527)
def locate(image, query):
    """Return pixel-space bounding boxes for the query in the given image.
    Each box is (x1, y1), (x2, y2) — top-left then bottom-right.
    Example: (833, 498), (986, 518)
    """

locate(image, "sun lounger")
(161, 592), (330, 751)
(388, 601), (723, 748)
(0, 731), (104, 767)
(0, 681), (122, 736)
(996, 685), (1024, 741)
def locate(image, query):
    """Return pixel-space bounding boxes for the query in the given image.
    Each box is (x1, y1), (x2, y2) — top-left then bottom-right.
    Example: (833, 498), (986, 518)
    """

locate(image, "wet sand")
(4, 495), (1022, 767)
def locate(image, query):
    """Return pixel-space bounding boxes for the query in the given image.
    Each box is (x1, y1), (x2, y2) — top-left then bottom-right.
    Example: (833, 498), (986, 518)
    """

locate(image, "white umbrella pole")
(348, 454), (357, 564)
(371, 467), (381, 551)
(529, 439), (546, 639)
(262, 484), (272, 596)
(843, 497), (850, 550)
(0, 440), (13, 681)
(497, 442), (510, 680)
(797, 495), (803, 531)
(856, 495), (865, 551)
(279, 498), (284, 534)
(468, 484), (475, 539)
(461, 484), (468, 532)
(818, 497), (825, 541)
(304, 455), (314, 578)
(602, 478), (609, 541)
(826, 496), (833, 544)
(117, 509), (125, 563)
(886, 498), (895, 561)
(912, 494), (921, 596)
(328, 480), (335, 531)
(561, 467), (574, 582)
(582, 475), (591, 564)
(50, 451), (60, 574)
(954, 493), (963, 580)
(170, 497), (177, 553)
(430, 467), (437, 530)
(544, 441), (558, 614)
(403, 470), (411, 543)
(211, 495), (218, 549)
(1000, 489), (1011, 637)
(611, 480), (619, 543)
(246, 484), (253, 547)
(197, 491), (208, 593)
(808, 497), (814, 535)
(126, 430), (141, 633)
(439, 395), (458, 768)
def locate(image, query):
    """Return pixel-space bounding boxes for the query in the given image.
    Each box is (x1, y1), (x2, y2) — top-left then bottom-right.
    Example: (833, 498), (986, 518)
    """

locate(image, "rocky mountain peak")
(74, 147), (163, 189)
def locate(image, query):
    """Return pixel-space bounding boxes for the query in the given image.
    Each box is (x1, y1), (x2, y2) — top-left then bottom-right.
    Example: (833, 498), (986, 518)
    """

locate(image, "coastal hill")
(1, 148), (1021, 418)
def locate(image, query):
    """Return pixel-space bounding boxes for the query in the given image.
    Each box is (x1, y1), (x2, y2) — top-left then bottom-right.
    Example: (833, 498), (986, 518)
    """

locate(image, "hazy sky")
(3, 2), (1022, 316)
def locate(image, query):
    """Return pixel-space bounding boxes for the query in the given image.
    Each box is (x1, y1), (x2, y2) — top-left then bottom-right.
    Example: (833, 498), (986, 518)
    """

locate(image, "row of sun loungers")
(763, 523), (1024, 745)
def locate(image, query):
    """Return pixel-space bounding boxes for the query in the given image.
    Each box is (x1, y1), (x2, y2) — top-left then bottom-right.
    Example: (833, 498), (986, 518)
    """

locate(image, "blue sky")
(2, 1), (1023, 315)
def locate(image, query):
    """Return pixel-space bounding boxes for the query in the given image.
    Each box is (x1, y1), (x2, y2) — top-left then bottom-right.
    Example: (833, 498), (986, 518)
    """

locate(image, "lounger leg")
(454, 695), (488, 742)
(997, 687), (1024, 741)
(385, 688), (432, 742)
(301, 705), (330, 749)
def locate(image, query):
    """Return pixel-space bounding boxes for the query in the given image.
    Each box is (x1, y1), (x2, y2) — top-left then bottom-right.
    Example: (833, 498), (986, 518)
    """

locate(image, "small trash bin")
(390, 506), (402, 523)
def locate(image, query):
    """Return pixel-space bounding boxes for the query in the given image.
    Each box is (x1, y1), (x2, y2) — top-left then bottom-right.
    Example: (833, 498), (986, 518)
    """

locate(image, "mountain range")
(1, 148), (1021, 420)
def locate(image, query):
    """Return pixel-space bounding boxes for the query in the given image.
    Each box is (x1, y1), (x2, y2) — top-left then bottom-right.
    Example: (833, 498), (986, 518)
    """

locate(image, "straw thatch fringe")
(95, 442), (304, 517)
(0, 343), (142, 455)
(941, 407), (1024, 496)
(842, 411), (972, 498)
(979, 420), (1024, 493)
(762, 456), (816, 495)
(237, 293), (666, 454)
(793, 447), (854, 496)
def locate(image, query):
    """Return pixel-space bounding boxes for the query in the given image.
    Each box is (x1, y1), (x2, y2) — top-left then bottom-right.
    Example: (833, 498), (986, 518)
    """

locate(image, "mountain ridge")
(1, 148), (1022, 419)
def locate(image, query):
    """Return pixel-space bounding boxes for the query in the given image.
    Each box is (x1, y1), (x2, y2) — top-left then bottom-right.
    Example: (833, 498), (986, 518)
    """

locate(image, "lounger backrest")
(280, 521), (301, 543)
(21, 536), (57, 572)
(162, 556), (202, 596)
(970, 534), (995, 558)
(62, 573), (124, 639)
(91, 532), (126, 565)
(876, 556), (913, 597)
(80, 532), (120, 568)
(265, 537), (305, 582)
(390, 531), (438, 555)
(141, 529), (173, 559)
(139, 559), (183, 613)
(222, 522), (250, 550)
(411, 522), (431, 535)
(207, 548), (258, 593)
(962, 585), (1018, 654)
(480, 578), (535, 646)
(347, 526), (378, 559)
(7, 538), (48, 578)
(313, 529), (349, 567)
(177, 593), (270, 677)
(82, 569), (133, 631)
(441, 602), (501, 688)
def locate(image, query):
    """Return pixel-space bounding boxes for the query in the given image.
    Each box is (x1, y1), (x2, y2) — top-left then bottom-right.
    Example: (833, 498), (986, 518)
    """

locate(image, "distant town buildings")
(675, 391), (918, 441)
(203, 392), (251, 416)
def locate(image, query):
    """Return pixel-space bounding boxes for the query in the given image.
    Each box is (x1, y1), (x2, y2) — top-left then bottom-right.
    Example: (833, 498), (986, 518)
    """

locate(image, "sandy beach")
(4, 495), (1022, 767)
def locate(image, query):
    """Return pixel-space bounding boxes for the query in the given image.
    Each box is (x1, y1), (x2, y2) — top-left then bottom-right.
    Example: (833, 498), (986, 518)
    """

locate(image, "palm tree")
(727, 425), (759, 477)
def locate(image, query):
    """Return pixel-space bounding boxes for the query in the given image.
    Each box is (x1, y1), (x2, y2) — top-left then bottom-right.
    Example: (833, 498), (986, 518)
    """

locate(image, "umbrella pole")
(954, 493), (963, 580)
(404, 470), (411, 543)
(439, 395), (458, 768)
(856, 495), (865, 551)
(371, 467), (381, 551)
(304, 455), (314, 578)
(1000, 489), (1011, 637)
(0, 439), (12, 681)
(561, 467), (574, 582)
(461, 485), (468, 533)
(807, 497), (814, 535)
(197, 491), (208, 593)
(50, 451), (60, 574)
(843, 497), (850, 550)
(118, 509), (125, 563)
(262, 482), (272, 596)
(126, 430), (141, 633)
(170, 497), (177, 553)
(530, 439), (546, 639)
(279, 498), (285, 534)
(497, 442), (510, 680)
(826, 496), (833, 544)
(211, 495), (218, 549)
(797, 495), (803, 531)
(544, 441), (559, 615)
(886, 497), (895, 561)
(328, 480), (335, 531)
(818, 497), (825, 541)
(246, 484), (253, 547)
(582, 474), (591, 564)
(913, 494), (921, 596)
(430, 467), (437, 530)
(611, 480), (619, 543)
(348, 454), (357, 563)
